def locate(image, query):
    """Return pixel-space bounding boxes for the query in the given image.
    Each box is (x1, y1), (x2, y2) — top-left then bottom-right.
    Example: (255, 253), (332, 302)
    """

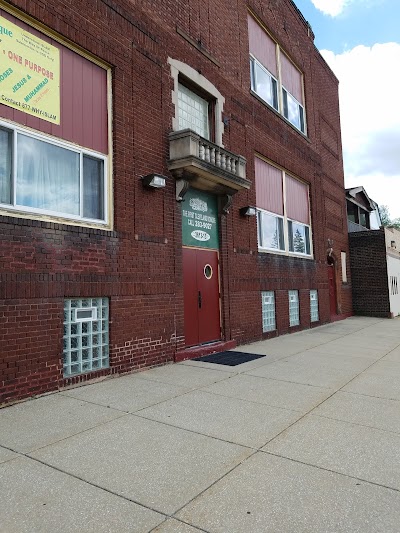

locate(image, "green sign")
(182, 189), (219, 249)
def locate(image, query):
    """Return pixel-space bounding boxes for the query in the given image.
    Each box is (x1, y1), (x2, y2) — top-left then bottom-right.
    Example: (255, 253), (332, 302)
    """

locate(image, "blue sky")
(295, 0), (400, 53)
(293, 0), (400, 220)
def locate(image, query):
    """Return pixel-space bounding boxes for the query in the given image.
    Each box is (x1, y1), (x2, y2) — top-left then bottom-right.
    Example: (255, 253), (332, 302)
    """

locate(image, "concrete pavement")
(1, 316), (400, 532)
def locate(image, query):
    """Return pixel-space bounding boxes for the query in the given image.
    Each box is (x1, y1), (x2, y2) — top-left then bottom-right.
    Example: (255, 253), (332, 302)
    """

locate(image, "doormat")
(193, 351), (265, 366)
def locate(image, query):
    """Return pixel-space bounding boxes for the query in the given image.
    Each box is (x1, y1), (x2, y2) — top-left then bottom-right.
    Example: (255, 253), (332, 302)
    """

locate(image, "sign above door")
(182, 189), (219, 249)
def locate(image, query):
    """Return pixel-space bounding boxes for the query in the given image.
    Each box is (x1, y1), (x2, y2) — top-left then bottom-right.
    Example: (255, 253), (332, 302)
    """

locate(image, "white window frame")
(288, 219), (311, 256)
(256, 163), (313, 258)
(250, 55), (279, 111)
(282, 87), (305, 133)
(248, 20), (307, 135)
(257, 208), (285, 252)
(0, 119), (108, 225)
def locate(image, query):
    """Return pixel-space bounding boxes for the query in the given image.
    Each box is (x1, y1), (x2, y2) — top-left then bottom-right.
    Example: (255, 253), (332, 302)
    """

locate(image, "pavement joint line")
(260, 450), (400, 494)
(129, 411), (260, 451)
(169, 448), (260, 518)
(4, 449), (176, 521)
(148, 517), (210, 533)
(255, 336), (400, 451)
(190, 387), (312, 413)
(337, 389), (400, 402)
(0, 411), (132, 455)
(306, 412), (400, 438)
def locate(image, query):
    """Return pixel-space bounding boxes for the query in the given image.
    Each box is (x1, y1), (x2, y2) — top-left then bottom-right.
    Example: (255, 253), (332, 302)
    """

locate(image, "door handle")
(198, 290), (202, 309)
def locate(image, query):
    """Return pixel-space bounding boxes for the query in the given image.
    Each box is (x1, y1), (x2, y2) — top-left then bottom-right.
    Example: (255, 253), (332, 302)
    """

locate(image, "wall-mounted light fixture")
(141, 174), (167, 189)
(391, 240), (396, 249)
(239, 206), (257, 217)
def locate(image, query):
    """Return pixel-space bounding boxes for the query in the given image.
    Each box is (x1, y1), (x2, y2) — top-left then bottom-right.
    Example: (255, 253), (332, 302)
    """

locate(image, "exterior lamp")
(240, 206), (257, 217)
(141, 174), (166, 189)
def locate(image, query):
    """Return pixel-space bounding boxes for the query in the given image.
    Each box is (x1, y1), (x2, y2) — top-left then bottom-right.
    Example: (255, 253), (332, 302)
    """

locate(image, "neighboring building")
(346, 186), (381, 232)
(349, 227), (400, 318)
(346, 186), (399, 317)
(0, 0), (351, 404)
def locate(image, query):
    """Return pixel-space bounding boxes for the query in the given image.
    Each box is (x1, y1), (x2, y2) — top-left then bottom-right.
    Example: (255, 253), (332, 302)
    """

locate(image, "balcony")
(168, 129), (250, 197)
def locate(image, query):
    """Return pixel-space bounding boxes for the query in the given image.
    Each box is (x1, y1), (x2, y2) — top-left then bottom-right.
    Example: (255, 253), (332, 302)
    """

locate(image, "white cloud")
(321, 43), (400, 218)
(310, 0), (350, 17)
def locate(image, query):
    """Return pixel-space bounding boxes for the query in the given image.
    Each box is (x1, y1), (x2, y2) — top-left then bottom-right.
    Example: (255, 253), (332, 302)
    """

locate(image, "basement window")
(289, 290), (300, 327)
(310, 290), (319, 322)
(63, 298), (109, 377)
(262, 291), (276, 332)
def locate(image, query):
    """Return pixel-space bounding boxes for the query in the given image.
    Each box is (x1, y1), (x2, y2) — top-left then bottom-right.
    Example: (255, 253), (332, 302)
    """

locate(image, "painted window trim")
(248, 16), (307, 135)
(256, 160), (313, 258)
(0, 119), (109, 226)
(250, 55), (279, 111)
(169, 58), (225, 147)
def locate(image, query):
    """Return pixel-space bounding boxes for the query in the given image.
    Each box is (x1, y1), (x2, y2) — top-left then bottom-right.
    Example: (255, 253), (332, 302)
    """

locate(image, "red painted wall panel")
(0, 9), (108, 154)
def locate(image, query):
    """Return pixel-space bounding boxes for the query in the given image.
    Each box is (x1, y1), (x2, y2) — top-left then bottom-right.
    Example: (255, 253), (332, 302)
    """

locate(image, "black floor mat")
(193, 351), (265, 366)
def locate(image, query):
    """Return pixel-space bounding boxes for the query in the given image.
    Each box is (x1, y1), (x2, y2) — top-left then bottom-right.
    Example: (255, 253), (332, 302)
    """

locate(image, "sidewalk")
(1, 316), (400, 532)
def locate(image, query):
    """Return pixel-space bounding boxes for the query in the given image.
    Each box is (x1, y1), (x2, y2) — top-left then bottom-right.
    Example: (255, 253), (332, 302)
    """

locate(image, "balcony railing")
(348, 220), (371, 233)
(168, 129), (250, 195)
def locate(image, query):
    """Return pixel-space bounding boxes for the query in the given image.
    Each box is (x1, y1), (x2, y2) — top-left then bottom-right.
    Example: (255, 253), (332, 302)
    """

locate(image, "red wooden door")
(328, 265), (337, 316)
(183, 248), (221, 347)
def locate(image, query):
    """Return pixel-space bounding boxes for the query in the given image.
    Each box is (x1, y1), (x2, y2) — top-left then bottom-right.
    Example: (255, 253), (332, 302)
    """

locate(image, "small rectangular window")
(288, 221), (311, 255)
(63, 298), (109, 377)
(341, 251), (347, 283)
(282, 88), (305, 133)
(310, 290), (319, 322)
(251, 57), (278, 110)
(262, 291), (276, 332)
(289, 290), (299, 327)
(258, 210), (285, 251)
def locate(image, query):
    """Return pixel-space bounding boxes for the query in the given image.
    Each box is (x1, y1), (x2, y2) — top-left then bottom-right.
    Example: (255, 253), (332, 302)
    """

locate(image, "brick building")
(0, 0), (351, 404)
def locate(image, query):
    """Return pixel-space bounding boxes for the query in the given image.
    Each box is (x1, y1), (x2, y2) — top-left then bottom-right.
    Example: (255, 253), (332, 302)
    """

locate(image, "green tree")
(293, 228), (305, 253)
(379, 205), (400, 229)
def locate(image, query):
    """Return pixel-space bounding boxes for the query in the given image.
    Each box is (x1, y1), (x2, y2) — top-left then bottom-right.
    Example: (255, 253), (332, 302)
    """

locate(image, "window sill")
(250, 89), (311, 142)
(0, 211), (115, 235)
(258, 248), (314, 260)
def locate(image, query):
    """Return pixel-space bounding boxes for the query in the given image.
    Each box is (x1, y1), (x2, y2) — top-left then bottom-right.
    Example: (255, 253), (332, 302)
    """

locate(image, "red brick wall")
(0, 0), (351, 403)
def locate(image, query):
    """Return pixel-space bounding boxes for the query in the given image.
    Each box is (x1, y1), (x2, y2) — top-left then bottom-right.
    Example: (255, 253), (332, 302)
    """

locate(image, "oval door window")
(204, 264), (213, 280)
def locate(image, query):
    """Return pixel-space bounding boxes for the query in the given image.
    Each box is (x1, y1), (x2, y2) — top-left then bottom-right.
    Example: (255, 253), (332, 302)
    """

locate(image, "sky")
(293, 0), (400, 219)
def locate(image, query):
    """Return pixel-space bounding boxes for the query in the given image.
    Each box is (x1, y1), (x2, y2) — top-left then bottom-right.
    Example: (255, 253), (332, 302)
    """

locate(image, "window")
(169, 58), (226, 147)
(250, 58), (278, 111)
(0, 123), (107, 223)
(256, 157), (312, 256)
(310, 290), (319, 322)
(341, 252), (347, 283)
(178, 83), (210, 140)
(346, 200), (370, 228)
(63, 298), (109, 377)
(248, 15), (306, 134)
(262, 291), (276, 332)
(289, 290), (299, 326)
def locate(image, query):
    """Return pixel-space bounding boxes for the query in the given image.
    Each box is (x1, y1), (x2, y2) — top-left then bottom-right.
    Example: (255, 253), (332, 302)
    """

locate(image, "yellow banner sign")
(0, 16), (60, 124)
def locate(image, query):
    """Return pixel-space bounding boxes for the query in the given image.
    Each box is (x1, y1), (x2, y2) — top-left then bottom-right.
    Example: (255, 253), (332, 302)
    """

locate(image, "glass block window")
(262, 291), (276, 332)
(178, 83), (210, 139)
(310, 290), (319, 322)
(63, 298), (109, 377)
(288, 290), (299, 327)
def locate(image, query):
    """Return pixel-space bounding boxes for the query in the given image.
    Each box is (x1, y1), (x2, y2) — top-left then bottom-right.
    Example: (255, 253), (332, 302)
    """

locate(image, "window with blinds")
(255, 157), (312, 256)
(248, 14), (306, 134)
